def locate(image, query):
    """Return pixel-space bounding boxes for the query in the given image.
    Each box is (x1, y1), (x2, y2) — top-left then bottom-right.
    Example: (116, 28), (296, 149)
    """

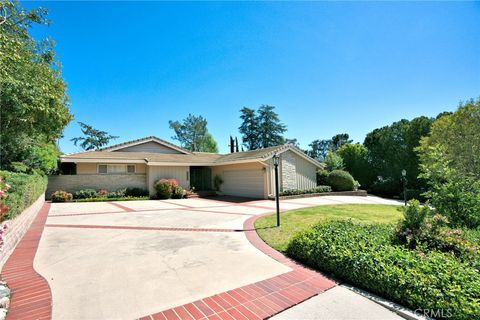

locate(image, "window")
(97, 164), (136, 174)
(98, 164), (107, 174)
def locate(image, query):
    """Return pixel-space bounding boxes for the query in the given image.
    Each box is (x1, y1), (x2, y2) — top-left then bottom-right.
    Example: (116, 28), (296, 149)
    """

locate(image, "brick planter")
(0, 193), (45, 271)
(268, 190), (368, 200)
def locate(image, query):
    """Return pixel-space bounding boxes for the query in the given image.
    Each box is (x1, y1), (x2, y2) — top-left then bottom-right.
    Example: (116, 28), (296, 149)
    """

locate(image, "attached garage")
(220, 169), (265, 199)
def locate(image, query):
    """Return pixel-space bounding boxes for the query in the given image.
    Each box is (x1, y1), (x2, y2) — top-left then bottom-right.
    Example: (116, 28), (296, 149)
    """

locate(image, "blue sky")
(29, 1), (480, 154)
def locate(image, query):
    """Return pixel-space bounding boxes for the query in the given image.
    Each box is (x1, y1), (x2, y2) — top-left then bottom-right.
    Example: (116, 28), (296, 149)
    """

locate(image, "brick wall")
(46, 174), (147, 199)
(0, 193), (45, 271)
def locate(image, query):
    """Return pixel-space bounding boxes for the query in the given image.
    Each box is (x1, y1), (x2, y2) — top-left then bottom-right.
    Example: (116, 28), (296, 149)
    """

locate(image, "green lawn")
(254, 204), (403, 251)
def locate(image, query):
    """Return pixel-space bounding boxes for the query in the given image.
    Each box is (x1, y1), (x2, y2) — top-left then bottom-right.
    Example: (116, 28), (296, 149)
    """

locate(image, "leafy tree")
(324, 152), (344, 171)
(239, 107), (259, 150)
(331, 133), (352, 151)
(337, 143), (372, 187)
(198, 132), (219, 153)
(257, 105), (287, 148)
(71, 122), (118, 151)
(364, 116), (434, 194)
(417, 99), (480, 180)
(307, 139), (332, 161)
(416, 99), (480, 228)
(0, 0), (72, 172)
(239, 105), (286, 150)
(169, 114), (217, 152)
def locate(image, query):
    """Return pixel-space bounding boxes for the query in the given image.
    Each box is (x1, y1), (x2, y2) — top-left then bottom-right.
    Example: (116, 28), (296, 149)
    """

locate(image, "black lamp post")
(273, 153), (280, 227)
(402, 169), (407, 206)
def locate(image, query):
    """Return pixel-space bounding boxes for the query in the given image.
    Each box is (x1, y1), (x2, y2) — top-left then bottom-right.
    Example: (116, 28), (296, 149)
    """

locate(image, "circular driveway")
(7, 195), (403, 319)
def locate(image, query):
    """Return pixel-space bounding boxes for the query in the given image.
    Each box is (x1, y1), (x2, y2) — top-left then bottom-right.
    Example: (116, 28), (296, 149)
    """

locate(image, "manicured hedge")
(280, 186), (332, 196)
(327, 170), (358, 191)
(286, 220), (480, 320)
(0, 170), (47, 222)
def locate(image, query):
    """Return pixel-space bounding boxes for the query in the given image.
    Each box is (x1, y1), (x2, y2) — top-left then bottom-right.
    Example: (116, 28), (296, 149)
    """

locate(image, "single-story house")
(47, 136), (324, 199)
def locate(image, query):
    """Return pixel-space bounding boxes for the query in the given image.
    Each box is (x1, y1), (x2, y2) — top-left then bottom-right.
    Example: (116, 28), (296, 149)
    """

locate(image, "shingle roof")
(61, 143), (323, 167)
(98, 136), (192, 154)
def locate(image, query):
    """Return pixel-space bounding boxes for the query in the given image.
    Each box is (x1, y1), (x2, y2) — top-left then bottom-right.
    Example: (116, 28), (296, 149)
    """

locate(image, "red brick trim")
(140, 214), (336, 319)
(44, 224), (238, 233)
(1, 202), (52, 320)
(107, 201), (135, 212)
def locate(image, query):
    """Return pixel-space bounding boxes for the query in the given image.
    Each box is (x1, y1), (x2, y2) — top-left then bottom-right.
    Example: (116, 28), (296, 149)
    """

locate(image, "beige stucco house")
(48, 136), (324, 199)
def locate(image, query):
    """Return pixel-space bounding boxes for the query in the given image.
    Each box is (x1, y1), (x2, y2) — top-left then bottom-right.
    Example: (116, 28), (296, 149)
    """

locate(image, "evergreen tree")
(257, 105), (287, 148)
(71, 122), (118, 150)
(238, 107), (259, 150)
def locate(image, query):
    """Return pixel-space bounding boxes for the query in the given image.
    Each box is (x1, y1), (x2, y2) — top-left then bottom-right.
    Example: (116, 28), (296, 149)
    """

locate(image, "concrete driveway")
(29, 196), (403, 319)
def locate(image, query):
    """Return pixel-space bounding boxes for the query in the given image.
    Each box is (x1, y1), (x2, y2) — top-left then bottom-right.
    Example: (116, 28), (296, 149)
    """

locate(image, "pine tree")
(257, 105), (286, 148)
(239, 107), (259, 150)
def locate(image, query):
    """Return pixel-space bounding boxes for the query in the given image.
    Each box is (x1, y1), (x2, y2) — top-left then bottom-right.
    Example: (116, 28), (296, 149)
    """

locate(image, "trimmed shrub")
(51, 190), (73, 202)
(74, 189), (97, 199)
(171, 185), (185, 199)
(327, 170), (358, 191)
(280, 186), (332, 196)
(0, 171), (47, 221)
(316, 170), (329, 186)
(287, 220), (480, 320)
(154, 179), (178, 199)
(125, 187), (149, 197)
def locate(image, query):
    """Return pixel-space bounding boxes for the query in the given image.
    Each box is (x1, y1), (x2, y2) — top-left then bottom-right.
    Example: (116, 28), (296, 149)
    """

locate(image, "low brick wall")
(0, 193), (45, 271)
(46, 174), (147, 199)
(269, 190), (368, 200)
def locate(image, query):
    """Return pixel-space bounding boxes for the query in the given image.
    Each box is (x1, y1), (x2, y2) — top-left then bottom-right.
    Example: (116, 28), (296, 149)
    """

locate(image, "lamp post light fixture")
(401, 169), (407, 206)
(273, 153), (280, 227)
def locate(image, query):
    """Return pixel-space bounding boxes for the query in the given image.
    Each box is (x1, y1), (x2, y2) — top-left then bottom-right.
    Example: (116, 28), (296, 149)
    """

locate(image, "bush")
(327, 170), (358, 191)
(213, 175), (223, 192)
(0, 171), (48, 221)
(51, 190), (73, 202)
(125, 187), (149, 197)
(171, 185), (185, 199)
(280, 186), (332, 196)
(324, 152), (344, 171)
(154, 179), (178, 199)
(74, 189), (98, 199)
(427, 176), (480, 229)
(287, 220), (480, 320)
(316, 170), (329, 185)
(370, 176), (400, 197)
(107, 188), (126, 198)
(396, 200), (478, 264)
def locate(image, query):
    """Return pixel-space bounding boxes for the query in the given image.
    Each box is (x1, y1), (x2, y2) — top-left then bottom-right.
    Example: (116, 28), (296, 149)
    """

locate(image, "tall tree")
(364, 116), (434, 193)
(169, 114), (217, 152)
(257, 105), (287, 148)
(0, 0), (72, 172)
(307, 139), (332, 161)
(417, 99), (480, 181)
(239, 107), (259, 150)
(198, 132), (219, 153)
(71, 122), (118, 150)
(331, 133), (352, 151)
(337, 143), (372, 187)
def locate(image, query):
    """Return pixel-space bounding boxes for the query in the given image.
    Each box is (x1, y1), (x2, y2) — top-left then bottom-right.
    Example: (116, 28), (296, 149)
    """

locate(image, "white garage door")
(221, 169), (265, 199)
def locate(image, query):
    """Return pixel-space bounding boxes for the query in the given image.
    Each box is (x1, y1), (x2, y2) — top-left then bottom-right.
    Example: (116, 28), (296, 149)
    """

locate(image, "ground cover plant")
(51, 187), (150, 202)
(256, 202), (480, 319)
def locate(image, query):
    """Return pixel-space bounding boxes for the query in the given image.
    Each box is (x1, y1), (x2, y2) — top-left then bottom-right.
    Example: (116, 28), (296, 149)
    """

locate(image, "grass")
(254, 204), (403, 251)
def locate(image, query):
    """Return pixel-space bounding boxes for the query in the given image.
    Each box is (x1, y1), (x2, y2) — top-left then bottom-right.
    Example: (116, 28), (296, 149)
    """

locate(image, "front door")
(190, 167), (212, 190)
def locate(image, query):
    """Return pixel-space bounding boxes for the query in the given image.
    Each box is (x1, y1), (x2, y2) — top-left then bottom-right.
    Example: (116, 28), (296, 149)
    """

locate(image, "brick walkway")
(1, 202), (52, 320)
